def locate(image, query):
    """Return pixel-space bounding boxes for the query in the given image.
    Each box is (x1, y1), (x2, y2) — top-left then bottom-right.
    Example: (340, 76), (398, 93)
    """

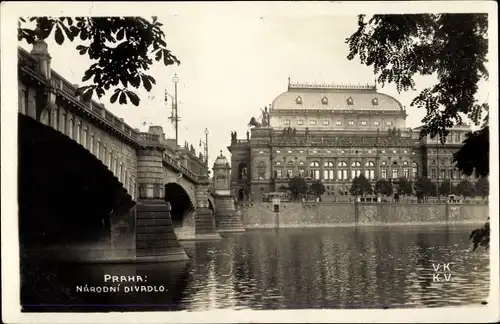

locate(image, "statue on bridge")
(230, 131), (237, 143)
(190, 144), (195, 154)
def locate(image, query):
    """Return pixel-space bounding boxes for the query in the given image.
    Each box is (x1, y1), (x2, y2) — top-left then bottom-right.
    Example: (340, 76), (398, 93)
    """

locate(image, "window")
(108, 152), (112, 169)
(276, 161), (281, 166)
(392, 150), (397, 154)
(309, 169), (320, 179)
(412, 162), (418, 178)
(299, 161), (305, 165)
(326, 150), (331, 154)
(372, 98), (379, 105)
(374, 121), (380, 126)
(351, 161), (362, 179)
(103, 147), (107, 164)
(454, 133), (461, 143)
(381, 169), (387, 179)
(403, 161), (408, 165)
(431, 168), (436, 179)
(113, 159), (118, 175)
(288, 161), (294, 165)
(297, 120), (304, 125)
(386, 121), (393, 126)
(360, 121), (367, 126)
(336, 121), (342, 125)
(337, 161), (348, 180)
(381, 161), (387, 165)
(323, 120), (330, 125)
(381, 150), (386, 154)
(347, 97), (354, 105)
(276, 150), (281, 154)
(259, 150), (264, 154)
(403, 169), (410, 178)
(287, 150), (293, 153)
(119, 163), (123, 182)
(310, 120), (317, 125)
(348, 120), (355, 126)
(298, 169), (305, 177)
(324, 161), (334, 180)
(440, 169), (446, 179)
(365, 161), (375, 180)
(310, 161), (320, 167)
(284, 120), (290, 125)
(276, 169), (282, 178)
(322, 97), (328, 105)
(312, 150), (317, 154)
(299, 150), (304, 153)
(368, 150), (372, 153)
(296, 96), (302, 104)
(449, 170), (454, 179)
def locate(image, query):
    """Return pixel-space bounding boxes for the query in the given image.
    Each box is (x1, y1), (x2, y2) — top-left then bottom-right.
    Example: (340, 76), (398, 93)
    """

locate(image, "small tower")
(212, 150), (231, 194)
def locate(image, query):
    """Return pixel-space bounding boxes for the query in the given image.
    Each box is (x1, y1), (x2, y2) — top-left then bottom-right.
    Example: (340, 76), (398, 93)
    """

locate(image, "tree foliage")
(346, 14), (489, 177)
(453, 127), (489, 178)
(455, 179), (476, 198)
(288, 176), (308, 201)
(397, 177), (413, 196)
(414, 177), (437, 200)
(475, 177), (489, 199)
(374, 179), (392, 196)
(438, 179), (454, 196)
(350, 174), (373, 196)
(470, 219), (490, 251)
(18, 16), (180, 106)
(310, 180), (326, 197)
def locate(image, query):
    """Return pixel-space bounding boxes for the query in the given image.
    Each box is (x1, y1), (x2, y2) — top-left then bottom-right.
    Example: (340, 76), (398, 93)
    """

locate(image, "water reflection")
(21, 225), (489, 312)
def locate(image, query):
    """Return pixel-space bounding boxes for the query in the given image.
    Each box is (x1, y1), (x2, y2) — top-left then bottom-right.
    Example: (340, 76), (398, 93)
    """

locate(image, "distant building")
(228, 80), (475, 201)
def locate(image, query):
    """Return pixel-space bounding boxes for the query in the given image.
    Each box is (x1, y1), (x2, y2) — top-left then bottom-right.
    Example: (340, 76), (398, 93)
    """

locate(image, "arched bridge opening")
(18, 114), (134, 260)
(164, 183), (195, 240)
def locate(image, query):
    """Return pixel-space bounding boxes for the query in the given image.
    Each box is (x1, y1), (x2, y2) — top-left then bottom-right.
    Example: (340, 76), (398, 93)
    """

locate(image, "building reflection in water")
(21, 225), (490, 312)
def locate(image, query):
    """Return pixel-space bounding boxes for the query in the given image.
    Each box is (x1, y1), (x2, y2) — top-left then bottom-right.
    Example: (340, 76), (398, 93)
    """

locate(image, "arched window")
(324, 161), (334, 180)
(238, 163), (249, 181)
(51, 109), (58, 129)
(309, 161), (320, 180)
(108, 151), (113, 169)
(103, 147), (107, 165)
(113, 158), (118, 175)
(337, 161), (348, 180)
(351, 161), (362, 179)
(59, 111), (66, 133)
(119, 163), (123, 182)
(365, 161), (375, 180)
(124, 170), (128, 188)
(412, 162), (418, 178)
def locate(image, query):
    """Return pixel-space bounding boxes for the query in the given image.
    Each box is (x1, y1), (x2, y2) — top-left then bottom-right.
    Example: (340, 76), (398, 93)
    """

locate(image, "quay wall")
(239, 202), (489, 228)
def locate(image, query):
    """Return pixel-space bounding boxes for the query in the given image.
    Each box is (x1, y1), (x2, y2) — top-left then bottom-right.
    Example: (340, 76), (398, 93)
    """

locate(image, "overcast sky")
(16, 3), (492, 168)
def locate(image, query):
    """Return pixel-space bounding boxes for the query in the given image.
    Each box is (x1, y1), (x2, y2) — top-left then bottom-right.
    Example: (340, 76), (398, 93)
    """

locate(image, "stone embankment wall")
(240, 202), (489, 228)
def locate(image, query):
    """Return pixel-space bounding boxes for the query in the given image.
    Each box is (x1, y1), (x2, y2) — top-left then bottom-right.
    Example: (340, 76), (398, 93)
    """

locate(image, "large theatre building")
(228, 80), (474, 201)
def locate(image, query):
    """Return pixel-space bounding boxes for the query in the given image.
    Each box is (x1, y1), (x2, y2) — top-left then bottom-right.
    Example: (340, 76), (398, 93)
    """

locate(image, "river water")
(21, 224), (490, 312)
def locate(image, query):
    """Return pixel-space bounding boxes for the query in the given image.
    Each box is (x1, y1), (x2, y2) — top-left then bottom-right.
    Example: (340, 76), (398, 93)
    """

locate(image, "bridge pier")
(137, 147), (189, 262)
(194, 181), (222, 240)
(135, 199), (189, 262)
(213, 194), (246, 234)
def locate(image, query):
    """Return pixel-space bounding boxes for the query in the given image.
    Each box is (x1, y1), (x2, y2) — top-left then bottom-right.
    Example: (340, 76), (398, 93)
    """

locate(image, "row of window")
(429, 169), (470, 180)
(283, 119), (393, 126)
(295, 96), (379, 106)
(428, 133), (462, 144)
(39, 106), (136, 198)
(274, 167), (418, 180)
(276, 160), (418, 167)
(267, 149), (413, 155)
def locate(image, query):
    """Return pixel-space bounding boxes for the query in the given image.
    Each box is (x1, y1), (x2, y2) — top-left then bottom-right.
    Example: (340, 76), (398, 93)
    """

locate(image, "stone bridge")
(18, 41), (244, 264)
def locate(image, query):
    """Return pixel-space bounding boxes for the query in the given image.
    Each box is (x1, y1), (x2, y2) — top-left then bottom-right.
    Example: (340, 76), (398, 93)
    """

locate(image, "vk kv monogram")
(432, 263), (452, 282)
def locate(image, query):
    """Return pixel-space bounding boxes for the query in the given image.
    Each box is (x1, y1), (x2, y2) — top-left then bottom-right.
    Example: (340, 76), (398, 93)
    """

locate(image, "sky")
(16, 5), (492, 169)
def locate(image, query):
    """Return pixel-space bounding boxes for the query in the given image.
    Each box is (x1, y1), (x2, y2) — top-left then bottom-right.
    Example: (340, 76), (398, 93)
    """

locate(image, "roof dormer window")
(372, 98), (378, 106)
(296, 96), (302, 104)
(322, 97), (328, 105)
(347, 97), (354, 105)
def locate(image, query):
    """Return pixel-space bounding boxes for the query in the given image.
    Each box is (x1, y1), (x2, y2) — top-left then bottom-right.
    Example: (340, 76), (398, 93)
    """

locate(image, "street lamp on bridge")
(199, 128), (209, 167)
(166, 73), (180, 148)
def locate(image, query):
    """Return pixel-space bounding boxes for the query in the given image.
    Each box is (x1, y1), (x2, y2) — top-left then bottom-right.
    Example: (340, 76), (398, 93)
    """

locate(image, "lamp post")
(167, 73), (180, 147)
(199, 128), (209, 167)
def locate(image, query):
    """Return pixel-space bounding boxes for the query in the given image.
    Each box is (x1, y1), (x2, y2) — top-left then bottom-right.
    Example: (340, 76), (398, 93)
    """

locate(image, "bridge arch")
(164, 182), (196, 240)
